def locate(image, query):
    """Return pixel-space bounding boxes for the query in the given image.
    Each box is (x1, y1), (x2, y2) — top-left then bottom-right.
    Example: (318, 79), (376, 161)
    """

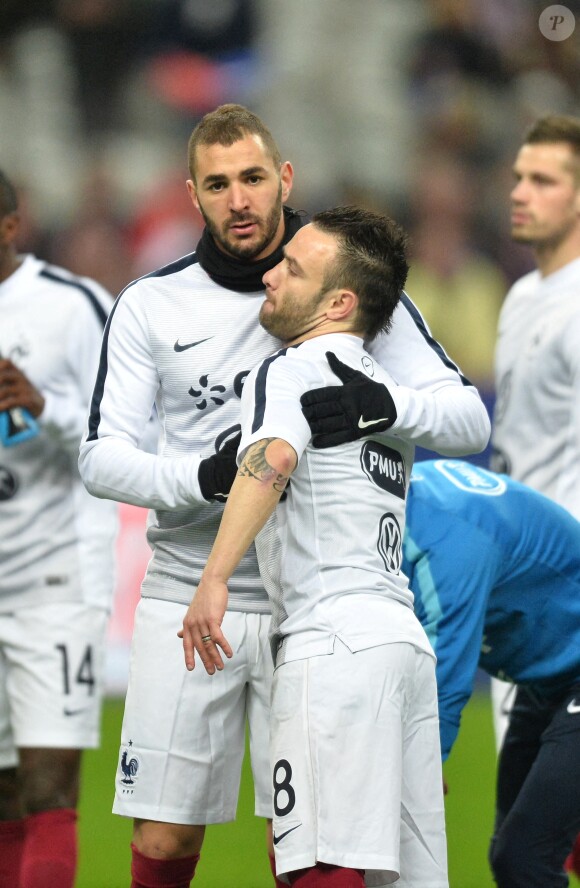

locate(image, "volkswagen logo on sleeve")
(377, 512), (402, 573)
(0, 466), (19, 501)
(360, 441), (406, 498)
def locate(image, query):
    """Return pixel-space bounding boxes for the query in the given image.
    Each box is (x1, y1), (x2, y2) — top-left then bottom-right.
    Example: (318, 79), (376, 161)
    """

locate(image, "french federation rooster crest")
(120, 748), (139, 785)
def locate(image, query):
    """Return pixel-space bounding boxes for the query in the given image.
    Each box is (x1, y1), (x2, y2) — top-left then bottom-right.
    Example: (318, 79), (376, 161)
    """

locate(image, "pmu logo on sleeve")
(360, 441), (406, 499)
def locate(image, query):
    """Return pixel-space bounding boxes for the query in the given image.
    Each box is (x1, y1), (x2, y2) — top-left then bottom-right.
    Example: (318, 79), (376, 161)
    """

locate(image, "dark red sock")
(20, 807), (77, 888)
(288, 863), (365, 887)
(130, 843), (200, 887)
(565, 833), (580, 877)
(0, 818), (25, 885)
(269, 852), (288, 888)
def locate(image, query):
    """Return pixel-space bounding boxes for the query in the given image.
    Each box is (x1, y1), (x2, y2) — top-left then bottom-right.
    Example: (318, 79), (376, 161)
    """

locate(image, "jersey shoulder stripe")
(113, 250), (201, 301)
(86, 251), (201, 442)
(86, 297), (123, 441)
(251, 346), (298, 433)
(401, 291), (472, 386)
(140, 250), (199, 281)
(39, 267), (108, 328)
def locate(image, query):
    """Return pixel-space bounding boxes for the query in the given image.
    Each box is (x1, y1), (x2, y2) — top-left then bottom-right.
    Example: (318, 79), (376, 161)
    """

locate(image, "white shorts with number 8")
(270, 639), (449, 888)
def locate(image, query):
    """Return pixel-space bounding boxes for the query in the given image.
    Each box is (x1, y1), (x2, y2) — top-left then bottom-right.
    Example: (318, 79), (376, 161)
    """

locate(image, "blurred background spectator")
(2, 0), (579, 389)
(1, 0), (578, 686)
(403, 152), (507, 388)
(4, 0), (580, 384)
(3, 3), (580, 673)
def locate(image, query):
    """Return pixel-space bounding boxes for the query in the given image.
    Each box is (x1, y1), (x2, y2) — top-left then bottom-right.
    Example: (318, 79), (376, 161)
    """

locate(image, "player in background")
(79, 104), (488, 888)
(490, 114), (580, 878)
(0, 170), (117, 888)
(491, 114), (580, 514)
(181, 206), (448, 888)
(403, 459), (580, 888)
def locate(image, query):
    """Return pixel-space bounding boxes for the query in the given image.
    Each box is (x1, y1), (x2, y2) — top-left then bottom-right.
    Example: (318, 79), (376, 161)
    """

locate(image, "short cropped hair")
(524, 115), (580, 180)
(312, 205), (409, 340)
(0, 170), (18, 217)
(187, 104), (282, 180)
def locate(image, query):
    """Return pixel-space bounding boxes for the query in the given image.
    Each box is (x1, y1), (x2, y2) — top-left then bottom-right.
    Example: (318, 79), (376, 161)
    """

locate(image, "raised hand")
(0, 358), (44, 417)
(301, 351), (397, 448)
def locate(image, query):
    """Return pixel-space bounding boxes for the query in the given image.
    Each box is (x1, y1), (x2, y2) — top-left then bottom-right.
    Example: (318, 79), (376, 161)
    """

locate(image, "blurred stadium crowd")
(2, 0), (580, 392)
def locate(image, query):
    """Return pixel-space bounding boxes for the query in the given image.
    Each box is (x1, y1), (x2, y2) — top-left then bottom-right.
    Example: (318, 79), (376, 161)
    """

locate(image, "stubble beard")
(259, 290), (326, 342)
(510, 210), (537, 245)
(511, 205), (579, 250)
(511, 227), (535, 246)
(199, 184), (284, 261)
(512, 222), (573, 251)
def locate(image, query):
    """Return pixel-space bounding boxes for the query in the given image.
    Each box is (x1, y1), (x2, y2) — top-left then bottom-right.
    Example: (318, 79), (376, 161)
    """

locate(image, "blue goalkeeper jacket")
(403, 459), (580, 760)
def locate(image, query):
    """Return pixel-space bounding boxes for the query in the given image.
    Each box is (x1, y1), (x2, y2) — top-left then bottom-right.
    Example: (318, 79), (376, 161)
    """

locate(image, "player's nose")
(262, 269), (274, 290)
(263, 262), (282, 290)
(510, 179), (528, 203)
(228, 182), (250, 211)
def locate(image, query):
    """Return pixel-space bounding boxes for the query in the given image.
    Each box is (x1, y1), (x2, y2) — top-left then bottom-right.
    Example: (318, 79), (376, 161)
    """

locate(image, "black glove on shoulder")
(300, 351), (397, 448)
(198, 432), (241, 502)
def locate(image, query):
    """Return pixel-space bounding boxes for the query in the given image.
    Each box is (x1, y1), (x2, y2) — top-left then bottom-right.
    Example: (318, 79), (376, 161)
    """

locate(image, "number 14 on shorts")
(55, 643), (96, 700)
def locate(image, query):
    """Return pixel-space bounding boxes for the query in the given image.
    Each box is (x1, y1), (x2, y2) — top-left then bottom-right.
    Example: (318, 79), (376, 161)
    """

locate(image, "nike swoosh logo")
(273, 824), (302, 845)
(63, 707), (89, 717)
(174, 337), (213, 352)
(358, 415), (390, 429)
(567, 699), (580, 714)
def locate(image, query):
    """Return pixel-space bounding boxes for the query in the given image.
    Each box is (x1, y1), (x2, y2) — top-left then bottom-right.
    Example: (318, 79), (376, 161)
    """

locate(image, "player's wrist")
(34, 390), (55, 425)
(199, 565), (229, 586)
(187, 454), (208, 504)
(28, 388), (45, 418)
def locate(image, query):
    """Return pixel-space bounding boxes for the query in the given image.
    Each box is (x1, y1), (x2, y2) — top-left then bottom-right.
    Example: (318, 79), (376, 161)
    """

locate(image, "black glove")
(198, 433), (241, 502)
(301, 351), (397, 448)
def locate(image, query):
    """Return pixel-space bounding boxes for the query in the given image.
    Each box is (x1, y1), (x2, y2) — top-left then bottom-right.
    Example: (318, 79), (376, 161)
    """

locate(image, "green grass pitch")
(76, 693), (580, 887)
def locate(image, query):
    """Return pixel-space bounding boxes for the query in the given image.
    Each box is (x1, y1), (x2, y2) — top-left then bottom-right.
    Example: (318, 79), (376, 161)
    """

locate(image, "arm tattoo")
(239, 438), (290, 494)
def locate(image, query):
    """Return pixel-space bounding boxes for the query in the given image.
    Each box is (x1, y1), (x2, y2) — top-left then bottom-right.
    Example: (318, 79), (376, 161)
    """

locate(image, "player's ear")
(326, 289), (358, 323)
(186, 179), (200, 212)
(0, 211), (20, 246)
(280, 162), (293, 203)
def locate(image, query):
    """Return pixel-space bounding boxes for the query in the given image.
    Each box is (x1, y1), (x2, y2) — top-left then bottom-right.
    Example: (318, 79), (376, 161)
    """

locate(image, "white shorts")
(0, 602), (109, 767)
(271, 640), (448, 888)
(113, 598), (273, 824)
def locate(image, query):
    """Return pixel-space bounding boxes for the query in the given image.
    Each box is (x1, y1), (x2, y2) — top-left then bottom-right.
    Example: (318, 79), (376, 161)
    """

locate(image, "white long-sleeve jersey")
(0, 255), (117, 612)
(491, 258), (580, 518)
(240, 334), (434, 667)
(79, 251), (490, 609)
